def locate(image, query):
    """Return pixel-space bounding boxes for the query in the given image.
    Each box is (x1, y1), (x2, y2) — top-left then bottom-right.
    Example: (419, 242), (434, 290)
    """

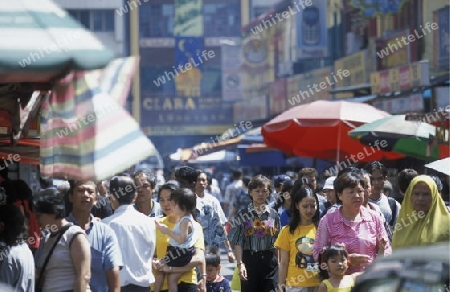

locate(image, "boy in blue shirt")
(205, 253), (231, 292)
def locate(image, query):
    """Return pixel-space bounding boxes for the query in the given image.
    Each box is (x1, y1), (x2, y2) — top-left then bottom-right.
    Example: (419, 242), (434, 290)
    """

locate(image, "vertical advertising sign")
(296, 0), (328, 58)
(174, 37), (203, 97)
(221, 43), (243, 102)
(434, 6), (450, 71)
(174, 0), (203, 36)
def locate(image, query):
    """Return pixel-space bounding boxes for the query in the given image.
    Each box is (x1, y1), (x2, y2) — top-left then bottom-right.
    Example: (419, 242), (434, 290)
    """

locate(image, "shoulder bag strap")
(387, 197), (397, 226)
(37, 225), (71, 286)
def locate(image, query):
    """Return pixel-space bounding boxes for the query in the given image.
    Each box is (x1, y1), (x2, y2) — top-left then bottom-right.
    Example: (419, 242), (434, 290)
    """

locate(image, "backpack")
(387, 197), (398, 227)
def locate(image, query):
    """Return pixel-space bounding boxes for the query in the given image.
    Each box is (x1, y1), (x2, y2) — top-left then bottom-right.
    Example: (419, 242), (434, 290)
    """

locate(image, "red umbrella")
(262, 100), (404, 163)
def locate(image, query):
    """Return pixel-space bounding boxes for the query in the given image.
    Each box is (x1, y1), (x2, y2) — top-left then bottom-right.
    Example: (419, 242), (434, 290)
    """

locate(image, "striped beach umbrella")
(0, 0), (114, 83)
(39, 57), (159, 180)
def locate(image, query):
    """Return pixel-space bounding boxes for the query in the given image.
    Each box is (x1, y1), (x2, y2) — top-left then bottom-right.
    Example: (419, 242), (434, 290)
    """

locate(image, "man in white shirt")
(102, 176), (156, 292)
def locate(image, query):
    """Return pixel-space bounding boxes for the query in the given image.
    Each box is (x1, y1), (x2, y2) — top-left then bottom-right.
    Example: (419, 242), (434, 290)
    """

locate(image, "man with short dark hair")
(102, 176), (156, 292)
(132, 169), (162, 217)
(66, 180), (122, 292)
(364, 161), (401, 229)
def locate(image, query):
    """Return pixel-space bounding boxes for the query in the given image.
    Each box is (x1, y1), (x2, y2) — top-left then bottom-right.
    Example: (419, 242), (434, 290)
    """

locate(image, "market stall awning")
(0, 0), (114, 83)
(39, 57), (158, 180)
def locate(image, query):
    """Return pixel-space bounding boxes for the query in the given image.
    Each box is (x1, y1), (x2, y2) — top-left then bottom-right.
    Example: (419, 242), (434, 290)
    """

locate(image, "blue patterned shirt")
(195, 204), (227, 249)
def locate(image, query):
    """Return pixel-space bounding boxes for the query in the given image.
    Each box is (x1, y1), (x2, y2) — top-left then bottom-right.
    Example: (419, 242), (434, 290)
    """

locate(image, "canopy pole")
(336, 123), (341, 165)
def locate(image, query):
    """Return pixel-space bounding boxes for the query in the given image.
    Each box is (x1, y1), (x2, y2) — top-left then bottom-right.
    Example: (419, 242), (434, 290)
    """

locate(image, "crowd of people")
(0, 161), (449, 292)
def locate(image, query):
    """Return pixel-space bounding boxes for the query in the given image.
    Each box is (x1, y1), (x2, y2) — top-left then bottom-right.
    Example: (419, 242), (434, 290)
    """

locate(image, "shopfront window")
(204, 3), (240, 37)
(69, 10), (115, 32)
(139, 4), (174, 37)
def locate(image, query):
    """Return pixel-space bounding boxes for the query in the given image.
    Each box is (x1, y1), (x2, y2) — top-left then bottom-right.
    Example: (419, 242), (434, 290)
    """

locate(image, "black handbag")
(35, 225), (71, 292)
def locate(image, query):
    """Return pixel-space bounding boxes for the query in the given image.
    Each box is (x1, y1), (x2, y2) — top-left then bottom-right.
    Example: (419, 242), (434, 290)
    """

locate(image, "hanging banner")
(174, 37), (204, 97)
(296, 0), (328, 59)
(174, 0), (203, 36)
(221, 43), (243, 102)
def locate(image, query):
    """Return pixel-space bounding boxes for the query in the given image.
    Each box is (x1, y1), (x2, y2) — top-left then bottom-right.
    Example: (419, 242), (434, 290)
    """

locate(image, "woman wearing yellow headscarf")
(392, 175), (450, 249)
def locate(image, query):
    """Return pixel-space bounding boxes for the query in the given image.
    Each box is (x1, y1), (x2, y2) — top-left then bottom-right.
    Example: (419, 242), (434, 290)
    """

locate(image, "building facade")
(53, 0), (126, 57)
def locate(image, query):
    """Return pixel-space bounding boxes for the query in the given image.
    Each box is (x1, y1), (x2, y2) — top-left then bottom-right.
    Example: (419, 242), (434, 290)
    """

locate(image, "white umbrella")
(425, 157), (450, 176)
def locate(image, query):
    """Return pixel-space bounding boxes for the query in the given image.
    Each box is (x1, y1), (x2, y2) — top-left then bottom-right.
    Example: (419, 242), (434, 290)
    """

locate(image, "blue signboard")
(437, 6), (450, 71)
(351, 0), (409, 17)
(296, 0), (328, 58)
(140, 95), (234, 136)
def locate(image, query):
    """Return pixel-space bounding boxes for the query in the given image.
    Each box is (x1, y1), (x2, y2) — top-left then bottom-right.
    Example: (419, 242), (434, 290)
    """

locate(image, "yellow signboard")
(334, 50), (368, 87)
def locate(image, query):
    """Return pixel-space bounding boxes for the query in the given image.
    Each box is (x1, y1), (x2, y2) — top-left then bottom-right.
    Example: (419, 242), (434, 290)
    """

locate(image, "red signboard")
(398, 65), (411, 91)
(379, 71), (391, 93)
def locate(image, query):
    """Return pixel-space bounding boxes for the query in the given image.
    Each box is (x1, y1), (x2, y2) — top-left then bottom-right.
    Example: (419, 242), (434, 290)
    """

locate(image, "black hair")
(397, 168), (418, 194)
(33, 188), (66, 219)
(290, 177), (312, 199)
(0, 166), (8, 180)
(335, 166), (360, 179)
(430, 175), (443, 193)
(334, 171), (366, 205)
(39, 177), (53, 189)
(242, 176), (251, 187)
(174, 166), (198, 189)
(248, 175), (273, 195)
(157, 180), (180, 199)
(0, 204), (25, 246)
(205, 252), (221, 267)
(109, 176), (137, 205)
(334, 172), (366, 204)
(69, 180), (97, 195)
(288, 187), (320, 233)
(231, 169), (243, 180)
(364, 161), (388, 177)
(318, 243), (349, 280)
(273, 179), (295, 210)
(133, 169), (157, 189)
(170, 188), (196, 214)
(12, 179), (33, 210)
